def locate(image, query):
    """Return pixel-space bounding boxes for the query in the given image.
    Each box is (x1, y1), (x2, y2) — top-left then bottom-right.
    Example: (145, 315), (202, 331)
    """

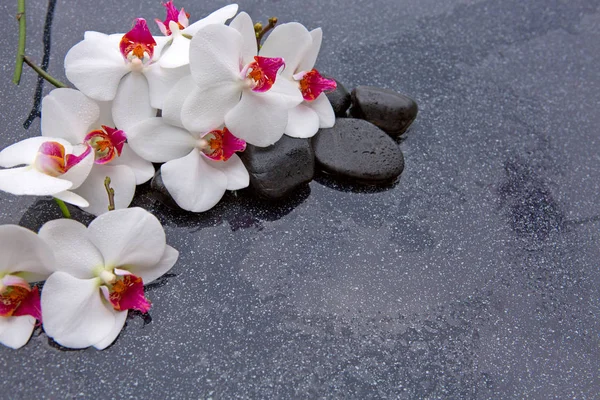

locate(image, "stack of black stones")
(152, 79), (418, 205)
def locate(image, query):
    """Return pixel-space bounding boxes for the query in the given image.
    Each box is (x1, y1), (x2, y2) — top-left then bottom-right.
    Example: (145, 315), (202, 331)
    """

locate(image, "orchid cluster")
(0, 2), (337, 350)
(0, 2), (336, 214)
(0, 207), (178, 349)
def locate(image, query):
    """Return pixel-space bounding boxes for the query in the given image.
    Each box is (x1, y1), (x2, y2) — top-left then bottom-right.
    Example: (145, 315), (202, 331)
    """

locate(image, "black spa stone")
(312, 118), (404, 182)
(324, 76), (352, 117)
(239, 135), (315, 199)
(350, 86), (418, 137)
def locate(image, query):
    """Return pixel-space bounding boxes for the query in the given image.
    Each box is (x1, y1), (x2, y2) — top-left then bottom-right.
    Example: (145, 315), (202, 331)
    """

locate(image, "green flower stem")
(104, 177), (115, 211)
(54, 198), (71, 218)
(12, 0), (26, 85)
(23, 56), (67, 88)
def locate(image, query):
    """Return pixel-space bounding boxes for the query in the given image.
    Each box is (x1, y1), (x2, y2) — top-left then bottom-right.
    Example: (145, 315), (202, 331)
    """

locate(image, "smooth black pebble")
(312, 118), (404, 182)
(350, 86), (418, 137)
(240, 135), (315, 199)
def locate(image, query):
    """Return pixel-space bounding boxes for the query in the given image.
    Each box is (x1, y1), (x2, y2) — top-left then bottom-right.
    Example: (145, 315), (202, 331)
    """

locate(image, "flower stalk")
(12, 0), (67, 88)
(255, 17), (278, 48)
(23, 56), (67, 88)
(104, 176), (115, 211)
(12, 0), (26, 85)
(53, 198), (71, 218)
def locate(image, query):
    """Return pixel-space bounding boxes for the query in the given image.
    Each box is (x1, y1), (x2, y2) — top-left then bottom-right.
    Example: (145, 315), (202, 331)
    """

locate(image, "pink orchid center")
(294, 69), (337, 101)
(84, 126), (126, 165)
(244, 56), (285, 93)
(197, 127), (246, 162)
(33, 141), (91, 177)
(155, 1), (190, 36)
(120, 18), (157, 62)
(0, 280), (42, 321)
(100, 271), (151, 313)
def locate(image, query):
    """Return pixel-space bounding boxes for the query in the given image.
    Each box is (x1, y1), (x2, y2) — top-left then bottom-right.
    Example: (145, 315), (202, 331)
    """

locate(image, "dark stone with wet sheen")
(312, 118), (404, 182)
(240, 135), (315, 199)
(350, 86), (418, 136)
(324, 76), (352, 117)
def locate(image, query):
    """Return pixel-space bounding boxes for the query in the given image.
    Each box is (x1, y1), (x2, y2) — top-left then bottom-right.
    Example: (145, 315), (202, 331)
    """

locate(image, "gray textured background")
(0, 0), (599, 398)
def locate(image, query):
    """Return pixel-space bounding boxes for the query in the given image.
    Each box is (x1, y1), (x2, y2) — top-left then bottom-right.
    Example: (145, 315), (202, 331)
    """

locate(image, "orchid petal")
(208, 153), (249, 190)
(119, 18), (157, 61)
(178, 9), (190, 29)
(110, 144), (155, 184)
(38, 219), (102, 279)
(225, 91), (288, 147)
(0, 225), (55, 281)
(262, 77), (304, 108)
(72, 164), (136, 216)
(229, 12), (257, 66)
(161, 75), (195, 128)
(0, 315), (35, 349)
(201, 127), (246, 161)
(0, 137), (70, 168)
(158, 34), (190, 69)
(144, 62), (190, 109)
(260, 22), (313, 77)
(41, 88), (100, 143)
(153, 36), (172, 60)
(295, 70), (336, 102)
(127, 245), (178, 285)
(103, 33), (126, 50)
(181, 83), (241, 134)
(1, 275), (29, 289)
(87, 207), (166, 271)
(65, 33), (130, 101)
(284, 103), (320, 138)
(246, 56), (284, 92)
(189, 24), (243, 89)
(41, 272), (116, 349)
(156, 20), (169, 36)
(161, 151), (227, 212)
(59, 144), (95, 189)
(308, 92), (335, 128)
(112, 72), (155, 133)
(0, 167), (72, 196)
(182, 4), (239, 36)
(297, 28), (323, 73)
(92, 309), (127, 350)
(52, 190), (90, 208)
(127, 117), (196, 163)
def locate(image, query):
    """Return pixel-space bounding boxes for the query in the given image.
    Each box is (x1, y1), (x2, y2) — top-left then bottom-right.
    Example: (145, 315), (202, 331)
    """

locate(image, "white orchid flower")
(0, 225), (55, 349)
(155, 2), (239, 69)
(166, 12), (303, 147)
(41, 88), (155, 215)
(40, 207), (179, 350)
(260, 23), (336, 138)
(0, 136), (94, 207)
(64, 18), (188, 132)
(128, 111), (249, 212)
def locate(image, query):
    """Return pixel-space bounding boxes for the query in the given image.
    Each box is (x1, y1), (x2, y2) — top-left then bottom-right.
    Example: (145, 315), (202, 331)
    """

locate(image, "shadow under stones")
(313, 169), (401, 194)
(18, 179), (310, 234)
(19, 198), (95, 232)
(138, 183), (311, 231)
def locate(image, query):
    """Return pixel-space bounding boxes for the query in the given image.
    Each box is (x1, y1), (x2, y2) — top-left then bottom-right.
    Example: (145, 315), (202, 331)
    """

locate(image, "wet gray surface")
(1, 0), (599, 398)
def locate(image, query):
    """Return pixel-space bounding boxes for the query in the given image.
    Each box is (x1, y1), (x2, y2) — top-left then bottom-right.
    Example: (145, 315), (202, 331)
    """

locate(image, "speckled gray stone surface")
(1, 0), (599, 398)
